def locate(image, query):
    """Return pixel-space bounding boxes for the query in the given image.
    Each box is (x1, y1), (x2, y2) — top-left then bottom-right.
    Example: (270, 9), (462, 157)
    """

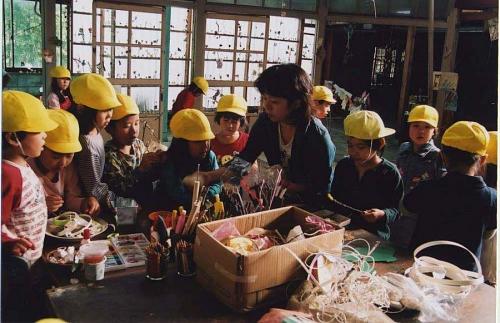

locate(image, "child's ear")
(5, 132), (19, 147)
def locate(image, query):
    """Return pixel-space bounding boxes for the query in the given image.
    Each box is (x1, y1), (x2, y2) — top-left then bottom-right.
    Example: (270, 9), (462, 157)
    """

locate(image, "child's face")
(409, 121), (435, 147)
(312, 101), (331, 119)
(57, 78), (70, 91)
(347, 137), (375, 163)
(188, 140), (210, 160)
(262, 94), (290, 122)
(219, 116), (241, 136)
(20, 132), (47, 158)
(110, 114), (140, 146)
(95, 109), (113, 130)
(39, 148), (74, 172)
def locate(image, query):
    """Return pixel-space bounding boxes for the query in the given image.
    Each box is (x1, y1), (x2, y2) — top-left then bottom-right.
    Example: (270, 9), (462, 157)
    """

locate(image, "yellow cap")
(2, 91), (58, 133)
(36, 319), (68, 323)
(111, 94), (140, 120)
(49, 66), (71, 79)
(408, 105), (439, 128)
(170, 108), (215, 141)
(486, 131), (497, 164)
(312, 86), (335, 103)
(70, 73), (121, 110)
(45, 110), (82, 153)
(192, 76), (209, 95)
(344, 110), (395, 140)
(442, 121), (489, 156)
(216, 94), (248, 117)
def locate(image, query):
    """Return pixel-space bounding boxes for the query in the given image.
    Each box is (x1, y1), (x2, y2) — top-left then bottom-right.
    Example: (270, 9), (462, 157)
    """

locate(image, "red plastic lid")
(83, 228), (91, 240)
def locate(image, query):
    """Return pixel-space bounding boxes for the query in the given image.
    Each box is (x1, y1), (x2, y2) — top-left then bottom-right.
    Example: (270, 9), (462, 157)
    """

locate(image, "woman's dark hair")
(188, 83), (203, 95)
(214, 111), (246, 127)
(2, 132), (27, 150)
(255, 64), (312, 125)
(165, 138), (212, 174)
(362, 138), (386, 156)
(442, 145), (481, 170)
(51, 78), (72, 103)
(71, 105), (97, 135)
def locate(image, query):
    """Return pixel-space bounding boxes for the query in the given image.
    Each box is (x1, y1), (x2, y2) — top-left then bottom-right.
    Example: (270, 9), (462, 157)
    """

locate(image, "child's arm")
(205, 152), (222, 199)
(380, 170), (404, 225)
(238, 114), (266, 165)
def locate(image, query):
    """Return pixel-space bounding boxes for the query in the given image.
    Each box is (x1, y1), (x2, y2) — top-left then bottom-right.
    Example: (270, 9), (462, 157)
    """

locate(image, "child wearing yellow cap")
(391, 105), (446, 248)
(311, 86), (336, 119)
(329, 110), (403, 240)
(70, 73), (121, 215)
(156, 108), (221, 211)
(28, 110), (100, 216)
(211, 94), (249, 166)
(2, 90), (58, 321)
(47, 66), (73, 110)
(406, 121), (496, 271)
(103, 94), (162, 203)
(171, 76), (209, 117)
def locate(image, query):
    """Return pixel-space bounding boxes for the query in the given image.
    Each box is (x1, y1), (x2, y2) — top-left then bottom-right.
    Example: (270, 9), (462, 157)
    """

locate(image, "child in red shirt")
(210, 94), (249, 166)
(2, 90), (58, 321)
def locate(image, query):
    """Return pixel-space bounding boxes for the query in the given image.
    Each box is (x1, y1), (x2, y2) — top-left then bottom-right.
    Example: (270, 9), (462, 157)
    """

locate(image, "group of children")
(1, 63), (497, 320)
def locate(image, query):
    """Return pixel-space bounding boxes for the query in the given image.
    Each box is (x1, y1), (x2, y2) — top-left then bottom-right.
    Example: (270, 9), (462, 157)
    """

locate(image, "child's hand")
(138, 151), (163, 172)
(361, 208), (385, 223)
(82, 197), (100, 216)
(46, 194), (64, 212)
(4, 237), (34, 256)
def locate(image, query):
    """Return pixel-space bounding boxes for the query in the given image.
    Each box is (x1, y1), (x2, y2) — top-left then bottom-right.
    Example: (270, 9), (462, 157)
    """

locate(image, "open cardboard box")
(194, 206), (344, 311)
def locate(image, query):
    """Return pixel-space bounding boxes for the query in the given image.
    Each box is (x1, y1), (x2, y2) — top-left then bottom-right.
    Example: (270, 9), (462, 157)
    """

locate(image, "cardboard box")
(194, 206), (344, 311)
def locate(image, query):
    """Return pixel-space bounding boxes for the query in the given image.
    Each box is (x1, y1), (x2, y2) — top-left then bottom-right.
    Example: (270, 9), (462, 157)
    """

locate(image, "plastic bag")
(211, 220), (240, 241)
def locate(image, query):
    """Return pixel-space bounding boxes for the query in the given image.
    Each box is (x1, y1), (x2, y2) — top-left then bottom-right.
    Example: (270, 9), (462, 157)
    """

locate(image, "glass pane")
(236, 0), (261, 6)
(205, 35), (234, 50)
(103, 27), (111, 43)
(236, 53), (247, 62)
(248, 63), (262, 81)
(249, 53), (264, 62)
(204, 61), (233, 81)
(301, 59), (313, 78)
(171, 7), (190, 32)
(169, 32), (188, 59)
(302, 34), (315, 59)
(267, 40), (298, 64)
(4, 0), (12, 67)
(73, 0), (92, 13)
(115, 28), (128, 44)
(102, 9), (112, 26)
(114, 58), (128, 78)
(264, 0), (286, 9)
(291, 0), (317, 11)
(169, 60), (187, 86)
(72, 44), (92, 73)
(131, 12), (162, 29)
(131, 87), (160, 112)
(237, 37), (248, 50)
(73, 13), (92, 44)
(250, 38), (265, 51)
(251, 22), (265, 38)
(205, 50), (233, 61)
(131, 29), (161, 46)
(203, 87), (231, 110)
(237, 21), (249, 37)
(247, 87), (261, 107)
(131, 59), (161, 79)
(235, 62), (245, 81)
(269, 17), (299, 41)
(115, 46), (128, 58)
(116, 10), (128, 27)
(132, 47), (161, 58)
(206, 18), (235, 35)
(234, 87), (244, 98)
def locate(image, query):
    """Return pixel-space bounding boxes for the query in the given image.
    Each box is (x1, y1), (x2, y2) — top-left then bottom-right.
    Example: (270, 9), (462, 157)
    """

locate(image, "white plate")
(46, 214), (108, 241)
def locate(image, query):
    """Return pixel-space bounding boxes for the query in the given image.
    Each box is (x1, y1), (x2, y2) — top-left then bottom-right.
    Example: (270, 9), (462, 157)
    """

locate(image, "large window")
(203, 14), (317, 109)
(72, 0), (93, 73)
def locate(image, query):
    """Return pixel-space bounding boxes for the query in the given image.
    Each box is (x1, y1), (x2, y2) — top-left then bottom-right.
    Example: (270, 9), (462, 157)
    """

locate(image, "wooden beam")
(314, 0), (328, 84)
(435, 8), (459, 129)
(42, 0), (56, 101)
(205, 3), (318, 20)
(427, 0), (434, 105)
(327, 14), (448, 29)
(460, 10), (497, 22)
(396, 26), (416, 132)
(193, 0), (207, 108)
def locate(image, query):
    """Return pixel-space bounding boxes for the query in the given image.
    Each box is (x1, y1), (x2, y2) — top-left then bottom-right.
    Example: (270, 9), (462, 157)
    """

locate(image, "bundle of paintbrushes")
(145, 241), (169, 280)
(176, 239), (195, 277)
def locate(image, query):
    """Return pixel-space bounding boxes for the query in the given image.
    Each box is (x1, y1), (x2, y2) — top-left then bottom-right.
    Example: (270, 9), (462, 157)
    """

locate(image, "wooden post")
(193, 0), (207, 108)
(314, 0), (328, 84)
(396, 26), (416, 132)
(427, 0), (434, 105)
(435, 8), (459, 129)
(42, 0), (56, 102)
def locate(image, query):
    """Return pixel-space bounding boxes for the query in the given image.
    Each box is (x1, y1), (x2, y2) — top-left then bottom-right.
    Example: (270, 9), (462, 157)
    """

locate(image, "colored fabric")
(1, 160), (48, 263)
(2, 161), (22, 242)
(76, 132), (115, 208)
(47, 92), (71, 110)
(405, 172), (497, 271)
(239, 113), (336, 204)
(28, 159), (84, 213)
(211, 132), (249, 165)
(171, 88), (196, 115)
(330, 157), (403, 240)
(103, 138), (146, 198)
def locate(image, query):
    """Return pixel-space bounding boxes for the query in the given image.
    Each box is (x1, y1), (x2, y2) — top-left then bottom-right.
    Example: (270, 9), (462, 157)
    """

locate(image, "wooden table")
(45, 228), (496, 323)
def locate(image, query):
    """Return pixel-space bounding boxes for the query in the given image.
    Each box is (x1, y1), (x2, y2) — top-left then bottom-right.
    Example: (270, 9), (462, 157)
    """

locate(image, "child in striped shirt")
(70, 74), (121, 216)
